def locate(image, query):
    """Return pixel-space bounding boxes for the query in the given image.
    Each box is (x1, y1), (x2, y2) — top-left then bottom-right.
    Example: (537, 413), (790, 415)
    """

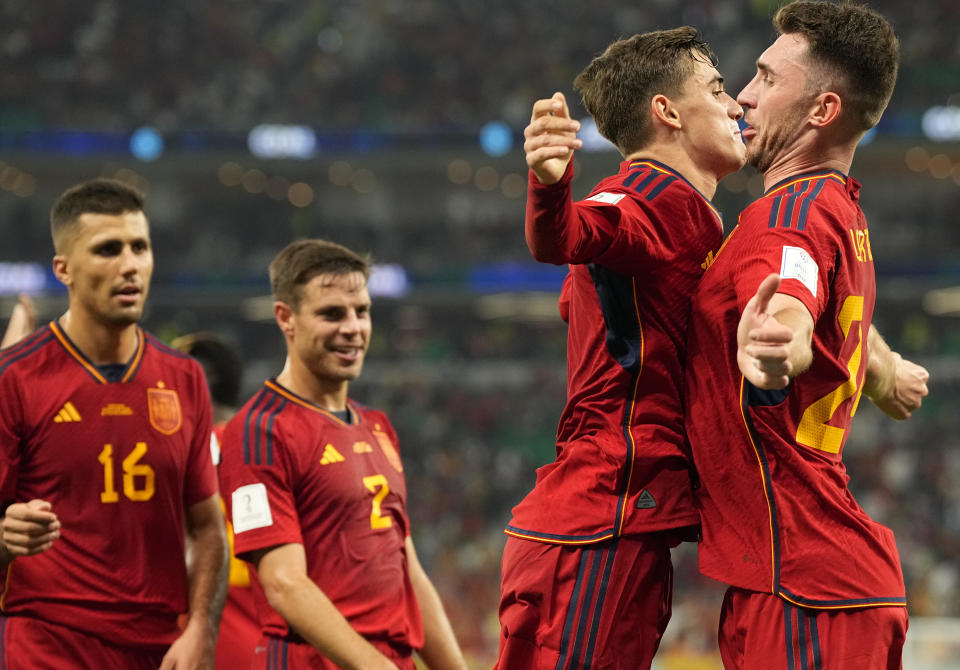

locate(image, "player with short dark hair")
(218, 239), (467, 670)
(171, 331), (258, 670)
(0, 178), (229, 669)
(497, 27), (745, 669)
(684, 2), (929, 668)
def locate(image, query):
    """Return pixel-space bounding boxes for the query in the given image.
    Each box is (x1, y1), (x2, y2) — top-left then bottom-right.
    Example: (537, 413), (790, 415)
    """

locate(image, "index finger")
(7, 504), (58, 524)
(530, 92), (572, 122)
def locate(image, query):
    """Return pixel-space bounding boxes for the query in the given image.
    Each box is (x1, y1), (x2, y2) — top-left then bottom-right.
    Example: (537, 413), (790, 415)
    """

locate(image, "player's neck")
(58, 309), (139, 365)
(760, 138), (855, 192)
(276, 357), (349, 412)
(624, 145), (718, 200)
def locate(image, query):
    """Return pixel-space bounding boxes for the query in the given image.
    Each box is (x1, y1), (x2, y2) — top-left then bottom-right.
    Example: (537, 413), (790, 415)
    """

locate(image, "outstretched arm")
(862, 325), (929, 419)
(405, 537), (467, 670)
(737, 274), (814, 390)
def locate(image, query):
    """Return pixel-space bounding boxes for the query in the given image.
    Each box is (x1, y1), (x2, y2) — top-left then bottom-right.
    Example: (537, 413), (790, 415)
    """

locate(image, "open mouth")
(113, 286), (142, 305)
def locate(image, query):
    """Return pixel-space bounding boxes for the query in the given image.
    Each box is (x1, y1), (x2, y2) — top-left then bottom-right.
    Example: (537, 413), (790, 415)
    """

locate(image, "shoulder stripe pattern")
(0, 326), (54, 378)
(553, 541), (618, 670)
(627, 159), (722, 224)
(739, 377), (907, 609)
(243, 388), (286, 466)
(264, 379), (355, 425)
(765, 172), (841, 232)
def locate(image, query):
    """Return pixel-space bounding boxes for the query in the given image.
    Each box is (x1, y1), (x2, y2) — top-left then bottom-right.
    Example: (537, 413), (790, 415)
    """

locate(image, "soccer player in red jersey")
(684, 3), (930, 668)
(496, 28), (746, 670)
(218, 239), (467, 670)
(0, 179), (228, 669)
(172, 332), (259, 670)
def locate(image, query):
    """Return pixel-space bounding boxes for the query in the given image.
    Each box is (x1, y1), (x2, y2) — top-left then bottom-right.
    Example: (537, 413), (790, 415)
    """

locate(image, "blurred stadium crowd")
(1, 0), (959, 668)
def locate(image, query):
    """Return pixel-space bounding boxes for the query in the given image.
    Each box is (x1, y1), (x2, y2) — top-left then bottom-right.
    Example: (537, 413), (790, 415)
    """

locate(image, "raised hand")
(871, 354), (929, 420)
(737, 273), (798, 390)
(523, 92), (582, 185)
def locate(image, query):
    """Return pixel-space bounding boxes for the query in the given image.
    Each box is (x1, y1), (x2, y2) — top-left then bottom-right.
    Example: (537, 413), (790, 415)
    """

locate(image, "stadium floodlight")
(248, 124), (318, 159)
(0, 262), (47, 295)
(479, 121), (514, 157)
(129, 127), (164, 162)
(921, 106), (960, 141)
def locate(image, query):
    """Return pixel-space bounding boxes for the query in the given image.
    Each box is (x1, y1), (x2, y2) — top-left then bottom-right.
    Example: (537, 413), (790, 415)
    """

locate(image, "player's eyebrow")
(756, 60), (774, 76)
(708, 75), (725, 87)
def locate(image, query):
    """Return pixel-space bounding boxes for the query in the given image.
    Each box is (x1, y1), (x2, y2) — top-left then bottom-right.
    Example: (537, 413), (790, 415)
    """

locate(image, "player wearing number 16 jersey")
(0, 179), (228, 669)
(684, 3), (929, 668)
(218, 239), (467, 670)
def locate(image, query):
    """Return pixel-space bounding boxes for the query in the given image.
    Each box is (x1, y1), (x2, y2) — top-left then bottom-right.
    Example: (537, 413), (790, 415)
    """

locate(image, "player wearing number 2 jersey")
(684, 3), (929, 669)
(0, 179), (228, 669)
(218, 239), (467, 670)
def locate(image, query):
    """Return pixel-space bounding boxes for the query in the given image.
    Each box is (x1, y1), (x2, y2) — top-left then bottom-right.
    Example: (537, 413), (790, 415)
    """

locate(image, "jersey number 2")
(796, 295), (865, 454)
(98, 442), (156, 502)
(362, 474), (393, 529)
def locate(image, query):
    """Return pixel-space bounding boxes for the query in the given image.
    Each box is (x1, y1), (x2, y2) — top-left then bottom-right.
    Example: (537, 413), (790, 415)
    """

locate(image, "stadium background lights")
(247, 125), (318, 160)
(478, 121), (514, 157)
(0, 161), (37, 198)
(0, 262), (46, 296)
(921, 106), (960, 142)
(217, 161), (315, 207)
(445, 159), (526, 199)
(129, 127), (164, 162)
(904, 147), (960, 185)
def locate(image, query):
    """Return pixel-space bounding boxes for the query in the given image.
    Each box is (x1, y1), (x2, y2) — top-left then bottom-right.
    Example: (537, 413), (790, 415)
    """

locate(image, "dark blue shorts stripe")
(808, 610), (822, 670)
(784, 602), (796, 670)
(567, 547), (605, 667)
(555, 548), (591, 670)
(581, 540), (618, 668)
(797, 607), (809, 670)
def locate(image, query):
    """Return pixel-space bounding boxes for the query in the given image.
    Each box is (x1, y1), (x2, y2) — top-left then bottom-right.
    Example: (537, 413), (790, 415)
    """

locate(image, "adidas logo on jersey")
(635, 488), (657, 509)
(320, 444), (345, 465)
(53, 401), (82, 423)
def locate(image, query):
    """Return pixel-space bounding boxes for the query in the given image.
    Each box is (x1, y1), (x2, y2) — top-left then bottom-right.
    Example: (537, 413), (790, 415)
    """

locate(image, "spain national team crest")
(148, 387), (182, 435)
(373, 427), (403, 472)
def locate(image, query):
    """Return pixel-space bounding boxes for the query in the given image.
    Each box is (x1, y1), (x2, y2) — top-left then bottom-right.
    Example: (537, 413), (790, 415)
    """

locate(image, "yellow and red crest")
(148, 387), (182, 435)
(373, 427), (403, 472)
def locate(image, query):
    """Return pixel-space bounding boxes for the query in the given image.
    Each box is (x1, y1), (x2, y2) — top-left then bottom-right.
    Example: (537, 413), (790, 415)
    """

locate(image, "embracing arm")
(738, 274), (814, 390)
(862, 325), (929, 419)
(252, 542), (398, 670)
(160, 493), (229, 670)
(405, 537), (467, 670)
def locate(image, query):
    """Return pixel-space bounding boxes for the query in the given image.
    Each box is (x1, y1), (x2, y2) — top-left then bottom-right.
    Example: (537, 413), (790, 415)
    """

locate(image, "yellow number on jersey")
(98, 442), (156, 502)
(796, 296), (865, 454)
(362, 474), (393, 530)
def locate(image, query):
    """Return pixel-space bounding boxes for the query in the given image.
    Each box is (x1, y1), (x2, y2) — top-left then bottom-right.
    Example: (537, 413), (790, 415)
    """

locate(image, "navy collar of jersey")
(622, 157), (722, 224)
(264, 377), (357, 425)
(50, 319), (145, 384)
(763, 169), (848, 196)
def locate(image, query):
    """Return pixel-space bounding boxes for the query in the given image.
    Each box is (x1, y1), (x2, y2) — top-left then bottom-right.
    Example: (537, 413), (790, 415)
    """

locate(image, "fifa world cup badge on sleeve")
(148, 385), (182, 435)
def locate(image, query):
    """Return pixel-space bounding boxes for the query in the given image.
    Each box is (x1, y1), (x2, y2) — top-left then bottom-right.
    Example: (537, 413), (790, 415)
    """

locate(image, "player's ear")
(651, 94), (682, 130)
(809, 91), (842, 129)
(274, 301), (295, 337)
(52, 255), (72, 288)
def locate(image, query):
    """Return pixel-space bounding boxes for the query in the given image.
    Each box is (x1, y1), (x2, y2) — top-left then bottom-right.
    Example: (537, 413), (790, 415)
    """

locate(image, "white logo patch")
(585, 191), (626, 205)
(780, 246), (819, 298)
(232, 483), (273, 534)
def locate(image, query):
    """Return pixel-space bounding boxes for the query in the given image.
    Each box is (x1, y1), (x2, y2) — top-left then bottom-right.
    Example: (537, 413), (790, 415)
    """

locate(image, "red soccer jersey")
(218, 379), (423, 650)
(0, 321), (218, 648)
(685, 170), (905, 608)
(506, 159), (723, 543)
